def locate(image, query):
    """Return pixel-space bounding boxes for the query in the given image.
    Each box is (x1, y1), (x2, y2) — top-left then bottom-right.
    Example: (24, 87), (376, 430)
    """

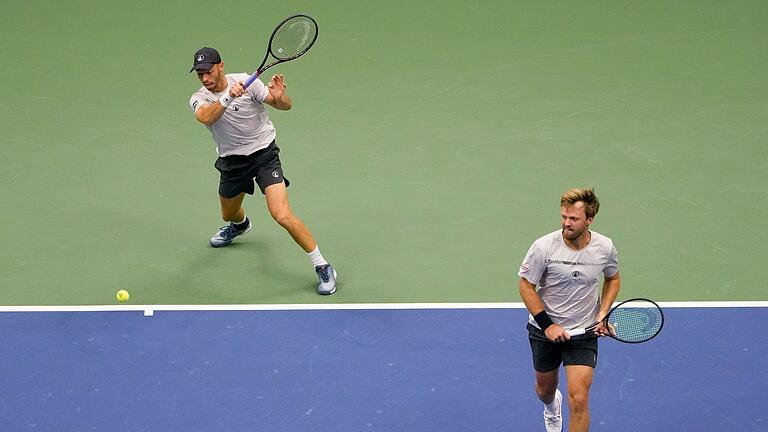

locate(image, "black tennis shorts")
(527, 323), (598, 372)
(214, 141), (290, 198)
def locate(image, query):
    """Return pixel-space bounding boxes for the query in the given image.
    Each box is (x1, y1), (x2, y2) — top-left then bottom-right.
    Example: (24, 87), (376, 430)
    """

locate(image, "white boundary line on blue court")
(0, 301), (767, 314)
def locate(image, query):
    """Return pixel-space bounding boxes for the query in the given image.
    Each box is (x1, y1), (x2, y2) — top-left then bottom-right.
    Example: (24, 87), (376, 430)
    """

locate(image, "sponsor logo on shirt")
(545, 259), (601, 266)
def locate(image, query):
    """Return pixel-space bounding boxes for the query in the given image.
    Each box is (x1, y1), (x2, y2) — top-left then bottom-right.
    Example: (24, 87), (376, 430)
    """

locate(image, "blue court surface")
(1, 305), (766, 431)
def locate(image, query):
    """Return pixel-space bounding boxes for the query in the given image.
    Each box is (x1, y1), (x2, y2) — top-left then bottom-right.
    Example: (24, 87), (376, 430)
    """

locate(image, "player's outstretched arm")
(264, 74), (292, 110)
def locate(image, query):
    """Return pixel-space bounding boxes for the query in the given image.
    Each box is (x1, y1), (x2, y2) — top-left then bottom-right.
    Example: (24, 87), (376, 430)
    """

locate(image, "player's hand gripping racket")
(567, 298), (664, 343)
(243, 14), (318, 89)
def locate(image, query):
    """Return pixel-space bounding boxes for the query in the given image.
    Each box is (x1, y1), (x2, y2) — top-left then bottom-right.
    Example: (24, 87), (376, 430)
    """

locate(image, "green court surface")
(1, 1), (766, 305)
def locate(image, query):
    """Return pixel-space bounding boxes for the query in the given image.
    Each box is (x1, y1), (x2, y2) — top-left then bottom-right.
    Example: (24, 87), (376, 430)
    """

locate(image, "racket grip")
(567, 328), (586, 336)
(243, 72), (260, 89)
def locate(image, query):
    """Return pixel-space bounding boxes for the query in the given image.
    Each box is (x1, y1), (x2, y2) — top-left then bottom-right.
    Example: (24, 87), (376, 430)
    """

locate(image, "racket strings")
(271, 17), (317, 59)
(610, 304), (663, 342)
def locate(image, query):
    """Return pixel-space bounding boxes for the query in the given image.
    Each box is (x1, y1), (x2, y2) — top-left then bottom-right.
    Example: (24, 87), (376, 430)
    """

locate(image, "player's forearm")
(520, 278), (567, 341)
(599, 272), (621, 317)
(519, 278), (546, 315)
(275, 94), (292, 110)
(267, 93), (292, 110)
(195, 103), (227, 125)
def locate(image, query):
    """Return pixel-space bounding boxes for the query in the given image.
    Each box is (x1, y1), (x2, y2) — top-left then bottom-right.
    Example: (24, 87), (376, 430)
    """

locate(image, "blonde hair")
(560, 188), (600, 220)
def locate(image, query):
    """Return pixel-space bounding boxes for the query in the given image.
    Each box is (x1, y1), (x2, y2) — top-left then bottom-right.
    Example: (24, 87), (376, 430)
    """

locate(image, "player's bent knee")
(271, 211), (294, 227)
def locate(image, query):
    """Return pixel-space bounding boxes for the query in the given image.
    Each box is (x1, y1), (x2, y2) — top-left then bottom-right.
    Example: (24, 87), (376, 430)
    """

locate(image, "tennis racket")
(567, 298), (664, 343)
(243, 14), (319, 89)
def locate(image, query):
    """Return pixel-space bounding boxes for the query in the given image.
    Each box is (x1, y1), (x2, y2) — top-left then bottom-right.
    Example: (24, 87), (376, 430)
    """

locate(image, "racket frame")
(244, 14), (318, 89)
(567, 297), (664, 343)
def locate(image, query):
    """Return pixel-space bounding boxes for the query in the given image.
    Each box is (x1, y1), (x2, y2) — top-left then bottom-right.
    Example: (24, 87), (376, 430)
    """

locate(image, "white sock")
(544, 392), (560, 414)
(307, 246), (328, 267)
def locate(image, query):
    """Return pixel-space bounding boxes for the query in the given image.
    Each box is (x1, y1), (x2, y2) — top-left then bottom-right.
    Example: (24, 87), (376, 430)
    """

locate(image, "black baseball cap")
(190, 47), (222, 73)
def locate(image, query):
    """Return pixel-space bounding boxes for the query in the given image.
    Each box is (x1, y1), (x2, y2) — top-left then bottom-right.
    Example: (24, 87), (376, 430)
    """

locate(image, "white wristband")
(219, 93), (234, 108)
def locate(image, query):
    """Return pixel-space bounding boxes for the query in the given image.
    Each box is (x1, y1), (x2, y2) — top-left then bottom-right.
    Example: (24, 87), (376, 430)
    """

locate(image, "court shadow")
(154, 237), (317, 303)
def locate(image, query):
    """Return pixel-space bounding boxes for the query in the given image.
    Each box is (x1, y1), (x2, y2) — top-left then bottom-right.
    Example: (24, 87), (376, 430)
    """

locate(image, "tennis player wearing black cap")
(188, 47), (337, 295)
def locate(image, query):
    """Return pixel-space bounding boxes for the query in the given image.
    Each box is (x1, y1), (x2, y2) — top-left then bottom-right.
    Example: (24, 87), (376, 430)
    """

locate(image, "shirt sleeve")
(247, 77), (269, 103)
(518, 241), (546, 286)
(189, 91), (209, 113)
(603, 241), (619, 278)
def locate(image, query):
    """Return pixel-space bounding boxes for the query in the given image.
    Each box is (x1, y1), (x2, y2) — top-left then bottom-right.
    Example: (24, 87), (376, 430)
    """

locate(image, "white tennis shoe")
(314, 264), (337, 295)
(543, 389), (562, 432)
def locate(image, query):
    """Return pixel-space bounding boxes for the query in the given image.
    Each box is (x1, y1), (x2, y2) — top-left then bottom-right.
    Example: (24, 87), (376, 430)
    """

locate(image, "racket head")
(269, 14), (318, 61)
(605, 298), (664, 343)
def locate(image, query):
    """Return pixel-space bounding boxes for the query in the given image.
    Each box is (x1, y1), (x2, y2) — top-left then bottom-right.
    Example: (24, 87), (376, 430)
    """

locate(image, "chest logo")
(572, 271), (580, 277)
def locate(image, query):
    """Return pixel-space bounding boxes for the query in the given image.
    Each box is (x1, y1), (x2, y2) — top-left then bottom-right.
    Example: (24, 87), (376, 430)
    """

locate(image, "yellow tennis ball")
(116, 290), (130, 303)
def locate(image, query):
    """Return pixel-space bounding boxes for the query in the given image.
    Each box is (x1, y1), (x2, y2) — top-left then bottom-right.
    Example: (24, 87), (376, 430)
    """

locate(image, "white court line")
(0, 301), (767, 313)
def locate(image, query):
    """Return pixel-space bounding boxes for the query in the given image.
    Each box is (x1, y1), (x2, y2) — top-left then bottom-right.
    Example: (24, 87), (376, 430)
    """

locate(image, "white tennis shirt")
(189, 73), (276, 157)
(518, 230), (619, 330)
